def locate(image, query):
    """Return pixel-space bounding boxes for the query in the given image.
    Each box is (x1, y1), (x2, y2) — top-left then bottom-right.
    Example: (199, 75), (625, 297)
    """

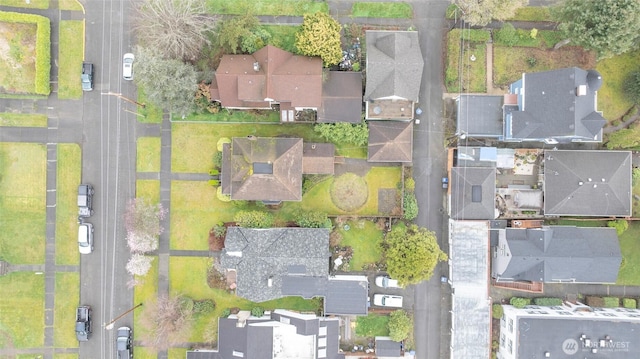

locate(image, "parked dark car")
(75, 306), (92, 341)
(81, 62), (94, 91)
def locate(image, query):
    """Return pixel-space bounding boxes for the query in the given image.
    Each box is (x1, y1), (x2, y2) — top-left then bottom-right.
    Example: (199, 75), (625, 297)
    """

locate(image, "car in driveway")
(78, 222), (94, 254)
(117, 326), (132, 359)
(375, 275), (401, 288)
(373, 294), (403, 308)
(122, 53), (134, 81)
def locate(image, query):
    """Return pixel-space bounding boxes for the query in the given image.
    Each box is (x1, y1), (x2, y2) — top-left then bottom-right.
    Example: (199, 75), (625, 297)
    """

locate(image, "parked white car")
(373, 294), (403, 308)
(375, 275), (401, 288)
(122, 53), (134, 81)
(78, 222), (94, 254)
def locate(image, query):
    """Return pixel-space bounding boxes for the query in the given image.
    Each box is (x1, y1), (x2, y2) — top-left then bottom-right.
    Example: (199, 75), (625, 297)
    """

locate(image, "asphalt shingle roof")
(367, 121), (413, 163)
(450, 167), (496, 220)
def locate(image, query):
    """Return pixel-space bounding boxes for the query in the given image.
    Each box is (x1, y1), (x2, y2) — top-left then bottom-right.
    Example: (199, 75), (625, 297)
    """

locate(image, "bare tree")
(132, 0), (216, 61)
(139, 295), (193, 350)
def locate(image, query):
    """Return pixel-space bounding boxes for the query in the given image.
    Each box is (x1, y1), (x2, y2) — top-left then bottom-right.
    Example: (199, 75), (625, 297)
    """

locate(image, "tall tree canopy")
(134, 47), (198, 116)
(132, 0), (216, 61)
(383, 223), (447, 286)
(554, 0), (640, 58)
(295, 12), (343, 67)
(452, 0), (528, 26)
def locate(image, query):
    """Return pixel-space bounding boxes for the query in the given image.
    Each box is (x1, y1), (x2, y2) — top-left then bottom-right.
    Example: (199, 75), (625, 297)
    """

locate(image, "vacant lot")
(0, 21), (37, 94)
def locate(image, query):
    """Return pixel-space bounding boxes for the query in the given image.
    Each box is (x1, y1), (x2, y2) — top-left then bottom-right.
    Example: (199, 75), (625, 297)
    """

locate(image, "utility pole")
(105, 303), (143, 330)
(102, 91), (146, 108)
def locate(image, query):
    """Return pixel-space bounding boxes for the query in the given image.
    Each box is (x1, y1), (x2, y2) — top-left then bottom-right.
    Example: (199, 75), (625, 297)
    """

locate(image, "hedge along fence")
(0, 11), (51, 95)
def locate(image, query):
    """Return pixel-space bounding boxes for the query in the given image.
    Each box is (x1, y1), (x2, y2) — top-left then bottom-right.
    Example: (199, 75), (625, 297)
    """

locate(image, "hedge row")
(0, 11), (51, 95)
(587, 296), (639, 309)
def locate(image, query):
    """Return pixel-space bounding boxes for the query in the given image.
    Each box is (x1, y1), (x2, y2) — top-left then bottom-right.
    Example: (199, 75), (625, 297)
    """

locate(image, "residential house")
(318, 71), (364, 123)
(210, 45), (323, 121)
(455, 67), (606, 143)
(492, 226), (622, 284)
(186, 309), (344, 359)
(449, 166), (497, 220)
(448, 220), (492, 359)
(221, 227), (368, 315)
(497, 303), (640, 359)
(375, 336), (403, 358)
(367, 121), (413, 163)
(364, 31), (423, 120)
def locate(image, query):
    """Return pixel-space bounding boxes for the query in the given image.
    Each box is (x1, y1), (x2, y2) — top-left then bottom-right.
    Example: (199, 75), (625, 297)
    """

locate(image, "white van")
(373, 294), (403, 308)
(78, 222), (94, 254)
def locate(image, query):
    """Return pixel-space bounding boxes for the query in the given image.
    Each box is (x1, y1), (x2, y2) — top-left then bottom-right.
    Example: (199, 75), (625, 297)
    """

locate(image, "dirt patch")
(378, 188), (400, 215)
(0, 21), (38, 93)
(331, 173), (369, 212)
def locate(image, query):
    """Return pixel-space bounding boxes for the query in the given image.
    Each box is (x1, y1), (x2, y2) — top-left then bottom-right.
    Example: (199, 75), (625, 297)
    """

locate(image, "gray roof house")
(186, 309), (344, 359)
(221, 228), (368, 315)
(375, 336), (403, 358)
(367, 121), (413, 163)
(318, 71), (363, 123)
(543, 150), (632, 217)
(492, 226), (622, 283)
(364, 31), (423, 120)
(455, 95), (504, 138)
(505, 67), (606, 143)
(449, 167), (497, 220)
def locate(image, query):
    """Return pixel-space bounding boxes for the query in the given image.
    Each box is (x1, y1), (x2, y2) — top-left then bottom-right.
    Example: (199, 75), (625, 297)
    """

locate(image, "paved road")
(81, 1), (137, 358)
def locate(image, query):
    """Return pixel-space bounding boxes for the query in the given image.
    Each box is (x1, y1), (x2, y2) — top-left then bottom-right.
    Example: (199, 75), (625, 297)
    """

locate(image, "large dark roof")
(318, 71), (363, 123)
(450, 167), (496, 220)
(221, 227), (330, 302)
(227, 137), (303, 201)
(324, 276), (369, 315)
(456, 95), (504, 137)
(496, 226), (621, 283)
(367, 121), (413, 163)
(506, 67), (606, 141)
(375, 337), (402, 357)
(364, 31), (423, 102)
(543, 150), (631, 216)
(516, 316), (640, 359)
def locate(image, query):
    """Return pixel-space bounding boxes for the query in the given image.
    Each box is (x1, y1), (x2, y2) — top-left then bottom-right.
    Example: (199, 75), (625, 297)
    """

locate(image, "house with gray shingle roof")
(186, 309), (344, 359)
(364, 31), (423, 120)
(543, 150), (632, 217)
(492, 226), (621, 283)
(449, 167), (497, 220)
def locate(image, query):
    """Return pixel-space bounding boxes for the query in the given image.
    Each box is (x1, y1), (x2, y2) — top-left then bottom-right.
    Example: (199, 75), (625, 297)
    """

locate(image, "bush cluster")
(533, 297), (563, 306)
(234, 210), (274, 228)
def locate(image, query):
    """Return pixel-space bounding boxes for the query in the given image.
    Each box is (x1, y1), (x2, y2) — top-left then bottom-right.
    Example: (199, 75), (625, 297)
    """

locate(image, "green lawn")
(137, 179), (160, 204)
(618, 222), (640, 285)
(168, 348), (188, 359)
(134, 256), (158, 341)
(336, 219), (383, 271)
(445, 29), (488, 93)
(0, 272), (45, 348)
(506, 6), (551, 21)
(58, 0), (83, 11)
(182, 108), (280, 123)
(596, 49), (640, 121)
(170, 181), (229, 250)
(138, 86), (163, 124)
(351, 2), (413, 18)
(54, 354), (78, 359)
(54, 272), (79, 348)
(0, 112), (47, 127)
(0, 21), (38, 94)
(56, 144), (81, 265)
(0, 0), (48, 9)
(0, 142), (46, 264)
(492, 45), (596, 87)
(206, 0), (328, 16)
(57, 20), (84, 99)
(355, 313), (390, 337)
(134, 347), (158, 359)
(261, 25), (300, 53)
(137, 137), (161, 172)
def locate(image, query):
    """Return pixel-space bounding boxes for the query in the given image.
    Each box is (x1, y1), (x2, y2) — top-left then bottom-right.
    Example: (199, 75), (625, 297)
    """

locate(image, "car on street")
(375, 275), (401, 288)
(117, 326), (132, 359)
(373, 294), (403, 308)
(78, 222), (94, 254)
(75, 306), (92, 341)
(77, 184), (94, 219)
(123, 53), (134, 81)
(81, 62), (94, 91)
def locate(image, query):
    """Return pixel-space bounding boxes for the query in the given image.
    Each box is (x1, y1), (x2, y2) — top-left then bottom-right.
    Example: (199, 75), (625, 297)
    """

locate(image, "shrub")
(220, 308), (231, 318)
(193, 299), (215, 315)
(586, 296), (604, 307)
(213, 151), (223, 168)
(251, 306), (265, 317)
(295, 211), (332, 229)
(510, 297), (531, 308)
(404, 178), (415, 192)
(494, 23), (518, 47)
(603, 297), (620, 308)
(533, 297), (563, 306)
(623, 298), (637, 309)
(216, 186), (231, 202)
(216, 137), (231, 151)
(314, 122), (369, 146)
(179, 296), (194, 313)
(608, 219), (629, 236)
(492, 304), (504, 319)
(234, 210), (274, 228)
(623, 70), (640, 104)
(403, 192), (418, 221)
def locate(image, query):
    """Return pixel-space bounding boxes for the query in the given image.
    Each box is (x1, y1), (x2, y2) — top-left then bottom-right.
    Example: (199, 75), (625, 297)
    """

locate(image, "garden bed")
(445, 29), (489, 93)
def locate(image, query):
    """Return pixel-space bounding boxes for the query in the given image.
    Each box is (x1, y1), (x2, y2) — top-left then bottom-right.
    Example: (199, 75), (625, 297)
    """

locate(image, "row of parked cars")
(75, 305), (132, 358)
(81, 53), (135, 91)
(373, 275), (404, 308)
(77, 184), (94, 254)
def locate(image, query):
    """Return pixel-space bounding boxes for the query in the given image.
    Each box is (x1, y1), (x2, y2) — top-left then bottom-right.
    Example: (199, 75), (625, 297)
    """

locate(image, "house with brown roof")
(221, 137), (335, 202)
(367, 121), (413, 163)
(210, 45), (323, 120)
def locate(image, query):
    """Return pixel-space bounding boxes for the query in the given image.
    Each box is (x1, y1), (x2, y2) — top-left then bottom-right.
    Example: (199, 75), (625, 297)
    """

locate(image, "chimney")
(576, 85), (587, 96)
